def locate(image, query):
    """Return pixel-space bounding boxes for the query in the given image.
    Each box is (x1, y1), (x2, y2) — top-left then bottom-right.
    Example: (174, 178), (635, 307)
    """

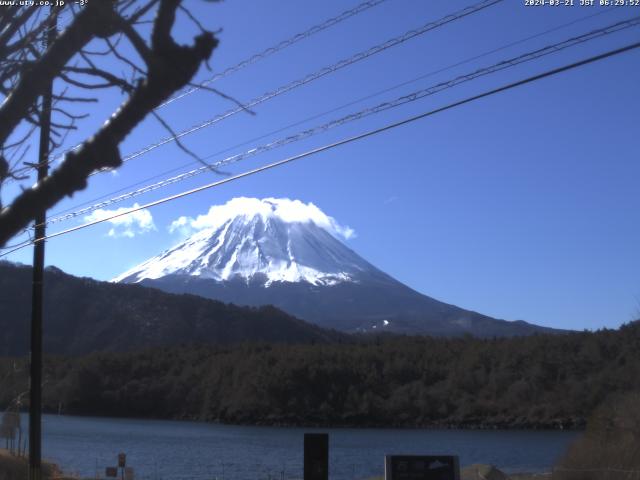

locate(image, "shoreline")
(33, 409), (586, 431)
(5, 419), (574, 480)
(1, 449), (552, 480)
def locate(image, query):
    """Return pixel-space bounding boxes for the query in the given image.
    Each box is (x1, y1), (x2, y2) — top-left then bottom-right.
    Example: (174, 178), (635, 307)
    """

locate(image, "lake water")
(27, 414), (579, 479)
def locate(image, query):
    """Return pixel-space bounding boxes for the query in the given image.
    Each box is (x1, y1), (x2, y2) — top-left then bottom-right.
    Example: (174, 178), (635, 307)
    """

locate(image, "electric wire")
(38, 0), (392, 169)
(93, 0), (504, 174)
(36, 15), (640, 229)
(3, 39), (638, 258)
(159, 0), (391, 109)
(43, 5), (621, 223)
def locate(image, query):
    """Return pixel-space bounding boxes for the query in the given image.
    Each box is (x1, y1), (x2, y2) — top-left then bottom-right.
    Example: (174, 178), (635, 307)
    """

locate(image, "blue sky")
(2, 0), (639, 330)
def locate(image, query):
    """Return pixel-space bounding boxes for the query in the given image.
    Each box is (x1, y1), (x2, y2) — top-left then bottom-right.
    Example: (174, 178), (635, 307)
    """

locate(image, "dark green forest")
(2, 321), (639, 429)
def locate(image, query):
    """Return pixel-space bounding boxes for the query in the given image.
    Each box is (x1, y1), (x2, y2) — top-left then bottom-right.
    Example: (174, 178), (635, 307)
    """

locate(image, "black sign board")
(385, 455), (460, 480)
(105, 467), (118, 477)
(304, 433), (328, 480)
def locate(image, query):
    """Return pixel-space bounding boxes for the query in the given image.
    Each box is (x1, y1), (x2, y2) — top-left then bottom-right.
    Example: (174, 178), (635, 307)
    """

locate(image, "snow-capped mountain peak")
(114, 198), (374, 286)
(113, 198), (557, 337)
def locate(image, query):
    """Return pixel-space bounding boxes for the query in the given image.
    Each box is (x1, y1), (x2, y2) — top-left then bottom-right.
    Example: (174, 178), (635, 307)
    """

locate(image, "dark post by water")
(304, 433), (329, 480)
(29, 6), (56, 480)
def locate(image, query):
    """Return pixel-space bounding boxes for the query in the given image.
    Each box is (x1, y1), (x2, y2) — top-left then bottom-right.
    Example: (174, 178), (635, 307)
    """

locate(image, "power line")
(38, 0), (390, 169)
(93, 0), (504, 175)
(159, 0), (391, 109)
(36, 15), (640, 229)
(42, 5), (621, 224)
(3, 39), (638, 258)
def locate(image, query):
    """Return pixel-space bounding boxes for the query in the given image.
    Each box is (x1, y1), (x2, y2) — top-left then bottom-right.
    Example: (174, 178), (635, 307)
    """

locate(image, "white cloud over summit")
(169, 197), (355, 240)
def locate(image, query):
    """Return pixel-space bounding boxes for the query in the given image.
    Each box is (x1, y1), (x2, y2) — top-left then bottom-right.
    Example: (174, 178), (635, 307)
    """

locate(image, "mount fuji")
(115, 198), (556, 337)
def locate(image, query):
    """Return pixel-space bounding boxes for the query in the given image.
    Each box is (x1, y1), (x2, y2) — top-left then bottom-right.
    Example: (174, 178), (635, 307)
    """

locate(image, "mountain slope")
(138, 274), (557, 336)
(0, 262), (345, 356)
(116, 198), (559, 337)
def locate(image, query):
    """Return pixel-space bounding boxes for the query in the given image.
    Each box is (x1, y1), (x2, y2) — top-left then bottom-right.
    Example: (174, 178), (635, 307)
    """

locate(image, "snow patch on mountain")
(113, 198), (371, 286)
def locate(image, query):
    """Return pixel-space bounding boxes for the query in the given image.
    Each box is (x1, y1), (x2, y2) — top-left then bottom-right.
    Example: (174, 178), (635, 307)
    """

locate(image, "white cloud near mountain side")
(168, 197), (355, 240)
(84, 203), (156, 238)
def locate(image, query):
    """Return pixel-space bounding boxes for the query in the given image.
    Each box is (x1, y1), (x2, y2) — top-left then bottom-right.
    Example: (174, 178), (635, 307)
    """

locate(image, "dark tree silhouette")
(0, 0), (219, 246)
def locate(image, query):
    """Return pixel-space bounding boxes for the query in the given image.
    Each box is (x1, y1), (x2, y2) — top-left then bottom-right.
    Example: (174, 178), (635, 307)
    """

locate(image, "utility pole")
(29, 7), (56, 480)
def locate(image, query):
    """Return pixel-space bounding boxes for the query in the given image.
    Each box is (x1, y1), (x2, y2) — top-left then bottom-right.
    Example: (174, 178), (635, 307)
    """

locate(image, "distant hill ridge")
(0, 261), (345, 356)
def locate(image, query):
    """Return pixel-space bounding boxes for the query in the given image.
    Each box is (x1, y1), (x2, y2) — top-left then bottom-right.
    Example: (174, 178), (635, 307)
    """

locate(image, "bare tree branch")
(0, 1), (117, 146)
(150, 110), (225, 175)
(0, 0), (218, 247)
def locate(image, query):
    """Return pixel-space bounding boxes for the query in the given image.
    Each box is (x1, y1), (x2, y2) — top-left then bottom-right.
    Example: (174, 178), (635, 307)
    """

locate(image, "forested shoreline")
(1, 321), (639, 429)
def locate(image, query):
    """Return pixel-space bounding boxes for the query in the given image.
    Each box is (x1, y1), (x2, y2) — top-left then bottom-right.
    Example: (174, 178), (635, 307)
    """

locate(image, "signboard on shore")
(105, 467), (118, 477)
(384, 455), (460, 480)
